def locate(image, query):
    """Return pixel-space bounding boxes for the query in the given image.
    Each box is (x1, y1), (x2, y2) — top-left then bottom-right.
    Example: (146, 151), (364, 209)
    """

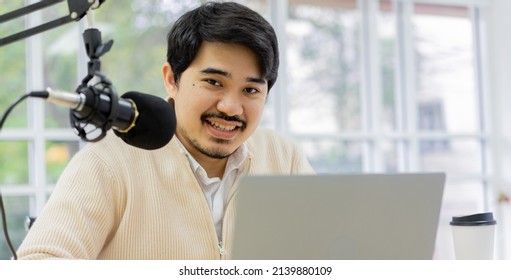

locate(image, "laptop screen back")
(231, 173), (445, 260)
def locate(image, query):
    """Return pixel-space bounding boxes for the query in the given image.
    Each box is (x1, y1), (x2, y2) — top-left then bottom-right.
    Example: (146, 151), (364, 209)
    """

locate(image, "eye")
(243, 87), (260, 95)
(206, 79), (221, 87)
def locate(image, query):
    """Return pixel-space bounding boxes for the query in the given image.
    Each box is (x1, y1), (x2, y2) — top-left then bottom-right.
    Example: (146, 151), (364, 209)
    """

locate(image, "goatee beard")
(190, 138), (233, 159)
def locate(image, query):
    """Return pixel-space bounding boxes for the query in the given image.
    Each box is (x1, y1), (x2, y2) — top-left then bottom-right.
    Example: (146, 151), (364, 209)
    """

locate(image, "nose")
(217, 91), (243, 117)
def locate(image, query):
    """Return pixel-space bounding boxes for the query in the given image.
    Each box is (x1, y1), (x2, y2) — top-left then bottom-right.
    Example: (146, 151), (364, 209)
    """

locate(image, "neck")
(176, 136), (229, 179)
(195, 155), (228, 179)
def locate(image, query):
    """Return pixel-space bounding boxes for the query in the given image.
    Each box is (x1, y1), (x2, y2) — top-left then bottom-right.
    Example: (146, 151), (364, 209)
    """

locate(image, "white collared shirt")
(176, 138), (247, 241)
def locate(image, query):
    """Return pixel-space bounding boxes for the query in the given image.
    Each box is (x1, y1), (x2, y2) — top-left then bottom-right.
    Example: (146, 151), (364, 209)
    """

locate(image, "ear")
(162, 62), (177, 99)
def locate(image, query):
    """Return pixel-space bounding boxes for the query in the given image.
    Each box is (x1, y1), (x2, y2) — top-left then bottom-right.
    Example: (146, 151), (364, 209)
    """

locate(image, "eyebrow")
(200, 67), (266, 85)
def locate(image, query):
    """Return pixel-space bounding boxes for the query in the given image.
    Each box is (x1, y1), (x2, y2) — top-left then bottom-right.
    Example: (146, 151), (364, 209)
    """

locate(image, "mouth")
(202, 113), (246, 140)
(206, 119), (240, 132)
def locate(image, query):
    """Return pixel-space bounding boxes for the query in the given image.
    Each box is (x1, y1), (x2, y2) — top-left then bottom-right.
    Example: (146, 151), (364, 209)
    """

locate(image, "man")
(17, 1), (314, 260)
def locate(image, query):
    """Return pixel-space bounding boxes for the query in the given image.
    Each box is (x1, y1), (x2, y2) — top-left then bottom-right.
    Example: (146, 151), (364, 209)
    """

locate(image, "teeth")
(208, 120), (236, 131)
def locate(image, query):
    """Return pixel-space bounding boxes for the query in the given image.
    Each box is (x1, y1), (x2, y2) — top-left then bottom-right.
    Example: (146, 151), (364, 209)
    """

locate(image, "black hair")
(166, 1), (279, 91)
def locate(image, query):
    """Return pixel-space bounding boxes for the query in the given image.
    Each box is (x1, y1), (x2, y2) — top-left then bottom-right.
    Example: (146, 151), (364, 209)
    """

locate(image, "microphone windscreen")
(114, 91), (176, 150)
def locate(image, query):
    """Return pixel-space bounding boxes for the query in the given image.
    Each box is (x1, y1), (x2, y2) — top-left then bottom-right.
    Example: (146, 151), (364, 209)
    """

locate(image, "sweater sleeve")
(16, 148), (123, 259)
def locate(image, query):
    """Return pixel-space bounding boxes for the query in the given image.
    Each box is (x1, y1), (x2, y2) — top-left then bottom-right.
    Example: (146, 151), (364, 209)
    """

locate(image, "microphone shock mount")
(71, 27), (117, 142)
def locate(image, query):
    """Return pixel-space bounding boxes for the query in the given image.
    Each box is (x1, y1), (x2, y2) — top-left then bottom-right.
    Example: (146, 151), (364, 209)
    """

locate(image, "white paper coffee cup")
(450, 212), (496, 260)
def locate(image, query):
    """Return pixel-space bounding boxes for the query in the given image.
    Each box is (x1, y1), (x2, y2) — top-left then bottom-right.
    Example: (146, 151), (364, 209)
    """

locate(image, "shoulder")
(246, 127), (298, 152)
(245, 128), (314, 174)
(71, 131), (183, 172)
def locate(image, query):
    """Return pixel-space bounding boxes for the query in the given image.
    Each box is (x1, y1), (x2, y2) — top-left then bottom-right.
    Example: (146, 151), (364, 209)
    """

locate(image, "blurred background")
(2, 0), (511, 259)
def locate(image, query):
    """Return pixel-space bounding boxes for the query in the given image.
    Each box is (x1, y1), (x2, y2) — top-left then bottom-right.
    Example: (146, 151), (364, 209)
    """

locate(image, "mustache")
(201, 112), (247, 129)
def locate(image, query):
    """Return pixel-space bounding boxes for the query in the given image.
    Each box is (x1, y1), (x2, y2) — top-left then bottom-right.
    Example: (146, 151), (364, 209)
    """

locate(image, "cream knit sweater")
(16, 128), (314, 259)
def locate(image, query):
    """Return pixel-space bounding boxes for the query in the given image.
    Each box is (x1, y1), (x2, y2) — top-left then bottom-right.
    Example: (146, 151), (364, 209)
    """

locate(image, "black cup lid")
(450, 212), (497, 226)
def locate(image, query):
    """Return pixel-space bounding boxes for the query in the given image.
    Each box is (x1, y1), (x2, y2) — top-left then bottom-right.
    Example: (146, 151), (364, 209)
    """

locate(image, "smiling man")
(163, 41), (267, 178)
(17, 1), (314, 260)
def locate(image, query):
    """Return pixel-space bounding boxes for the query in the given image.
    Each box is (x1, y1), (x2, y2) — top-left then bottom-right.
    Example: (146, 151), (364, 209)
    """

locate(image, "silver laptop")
(231, 173), (445, 260)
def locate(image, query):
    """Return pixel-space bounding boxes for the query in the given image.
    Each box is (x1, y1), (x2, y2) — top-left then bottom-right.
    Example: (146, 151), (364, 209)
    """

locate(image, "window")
(0, 0), (82, 258)
(280, 0), (491, 260)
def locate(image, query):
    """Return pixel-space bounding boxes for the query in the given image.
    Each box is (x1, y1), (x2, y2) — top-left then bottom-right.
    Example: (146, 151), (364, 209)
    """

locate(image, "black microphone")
(42, 88), (176, 150)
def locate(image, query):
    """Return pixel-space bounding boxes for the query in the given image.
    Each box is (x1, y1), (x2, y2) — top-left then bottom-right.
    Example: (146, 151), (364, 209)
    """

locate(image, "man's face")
(162, 42), (268, 161)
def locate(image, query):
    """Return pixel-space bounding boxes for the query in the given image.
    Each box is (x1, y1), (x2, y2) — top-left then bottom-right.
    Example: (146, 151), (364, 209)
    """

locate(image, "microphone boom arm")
(0, 0), (106, 47)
